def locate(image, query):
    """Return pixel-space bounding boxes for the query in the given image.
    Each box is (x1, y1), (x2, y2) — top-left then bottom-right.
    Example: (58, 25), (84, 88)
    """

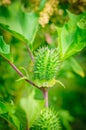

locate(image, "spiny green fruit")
(34, 47), (60, 87)
(30, 108), (60, 130)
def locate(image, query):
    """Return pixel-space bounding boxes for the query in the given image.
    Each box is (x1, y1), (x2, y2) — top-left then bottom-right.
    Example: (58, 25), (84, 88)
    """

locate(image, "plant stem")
(1, 55), (39, 89)
(25, 43), (34, 62)
(8, 60), (39, 88)
(42, 88), (49, 108)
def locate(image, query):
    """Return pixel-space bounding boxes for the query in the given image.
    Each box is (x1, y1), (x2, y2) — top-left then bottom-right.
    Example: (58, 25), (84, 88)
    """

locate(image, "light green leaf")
(22, 12), (39, 44)
(0, 2), (39, 45)
(0, 36), (14, 61)
(0, 36), (10, 54)
(20, 90), (44, 128)
(69, 57), (85, 77)
(57, 11), (86, 60)
(0, 24), (26, 42)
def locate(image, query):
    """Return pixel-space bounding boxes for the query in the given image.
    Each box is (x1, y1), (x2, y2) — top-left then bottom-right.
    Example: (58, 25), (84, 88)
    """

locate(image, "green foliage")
(33, 47), (60, 87)
(57, 56), (85, 78)
(0, 36), (10, 54)
(0, 100), (8, 114)
(0, 100), (20, 130)
(77, 15), (86, 29)
(15, 106), (27, 130)
(0, 2), (39, 45)
(0, 36), (13, 61)
(30, 108), (60, 130)
(69, 57), (85, 77)
(20, 90), (44, 128)
(57, 11), (86, 60)
(59, 110), (74, 130)
(0, 100), (27, 130)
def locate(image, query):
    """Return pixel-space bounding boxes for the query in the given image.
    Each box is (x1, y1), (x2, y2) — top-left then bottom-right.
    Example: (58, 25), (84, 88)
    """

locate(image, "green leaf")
(0, 24), (26, 42)
(0, 36), (13, 61)
(1, 113), (20, 130)
(0, 36), (10, 54)
(22, 12), (39, 44)
(20, 90), (44, 128)
(69, 57), (85, 77)
(0, 100), (20, 130)
(0, 2), (39, 45)
(0, 101), (8, 114)
(15, 106), (27, 130)
(57, 11), (86, 60)
(2, 53), (13, 62)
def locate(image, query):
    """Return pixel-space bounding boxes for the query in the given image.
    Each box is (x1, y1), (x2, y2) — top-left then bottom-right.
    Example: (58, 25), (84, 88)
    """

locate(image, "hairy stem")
(42, 88), (49, 108)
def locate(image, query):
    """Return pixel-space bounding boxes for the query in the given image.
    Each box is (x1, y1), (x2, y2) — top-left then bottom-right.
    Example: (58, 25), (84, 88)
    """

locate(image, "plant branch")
(25, 43), (34, 62)
(42, 88), (49, 108)
(1, 55), (39, 89)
